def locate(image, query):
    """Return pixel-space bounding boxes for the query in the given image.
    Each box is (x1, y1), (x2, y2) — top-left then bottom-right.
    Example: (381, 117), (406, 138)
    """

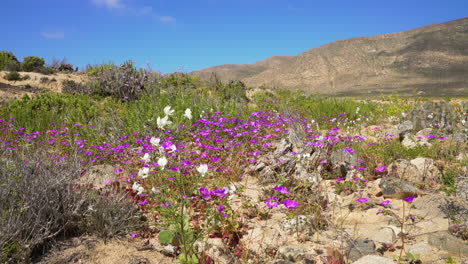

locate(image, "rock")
(274, 138), (292, 158)
(410, 157), (441, 184)
(346, 239), (376, 262)
(457, 152), (468, 161)
(161, 244), (177, 256)
(242, 223), (289, 256)
(397, 120), (414, 134)
(428, 231), (468, 255)
(451, 132), (468, 143)
(272, 260), (295, 264)
(408, 242), (435, 259)
(416, 128), (433, 139)
(352, 255), (395, 264)
(387, 158), (441, 185)
(358, 226), (397, 244)
(259, 166), (276, 184)
(197, 238), (232, 264)
(401, 134), (418, 149)
(128, 256), (150, 264)
(292, 163), (321, 185)
(448, 223), (468, 240)
(276, 245), (308, 262)
(279, 215), (313, 234)
(379, 176), (418, 199)
(330, 149), (359, 167)
(456, 174), (468, 201)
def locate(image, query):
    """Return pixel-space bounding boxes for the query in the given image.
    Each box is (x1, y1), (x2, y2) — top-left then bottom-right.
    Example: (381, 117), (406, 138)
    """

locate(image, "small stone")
(162, 244), (177, 256)
(379, 176), (418, 199)
(279, 215), (313, 234)
(128, 256), (150, 264)
(428, 231), (468, 255)
(276, 245), (308, 261)
(410, 157), (441, 183)
(352, 255), (395, 264)
(346, 239), (376, 262)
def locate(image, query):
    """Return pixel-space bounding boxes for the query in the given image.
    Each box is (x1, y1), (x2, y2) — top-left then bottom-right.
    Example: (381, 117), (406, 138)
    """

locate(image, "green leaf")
(158, 230), (174, 245)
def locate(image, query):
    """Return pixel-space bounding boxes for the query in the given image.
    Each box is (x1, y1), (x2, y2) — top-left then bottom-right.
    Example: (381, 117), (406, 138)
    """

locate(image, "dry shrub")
(0, 146), (143, 263)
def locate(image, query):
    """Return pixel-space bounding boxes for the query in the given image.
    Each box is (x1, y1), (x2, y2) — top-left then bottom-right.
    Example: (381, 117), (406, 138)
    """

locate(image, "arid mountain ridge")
(191, 17), (468, 96)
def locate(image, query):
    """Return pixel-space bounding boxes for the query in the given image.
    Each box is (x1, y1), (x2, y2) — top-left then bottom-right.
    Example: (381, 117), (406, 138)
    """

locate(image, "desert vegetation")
(0, 54), (467, 264)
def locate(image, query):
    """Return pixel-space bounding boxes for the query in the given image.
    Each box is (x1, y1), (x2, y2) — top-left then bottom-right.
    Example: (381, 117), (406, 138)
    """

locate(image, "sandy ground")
(0, 71), (88, 102)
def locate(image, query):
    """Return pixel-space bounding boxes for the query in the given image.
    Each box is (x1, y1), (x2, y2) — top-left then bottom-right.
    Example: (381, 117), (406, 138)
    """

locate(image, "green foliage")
(158, 230), (174, 245)
(4, 71), (21, 81)
(252, 89), (381, 126)
(85, 62), (116, 76)
(357, 140), (439, 169)
(382, 94), (413, 118)
(0, 51), (19, 71)
(21, 56), (45, 72)
(441, 169), (457, 195)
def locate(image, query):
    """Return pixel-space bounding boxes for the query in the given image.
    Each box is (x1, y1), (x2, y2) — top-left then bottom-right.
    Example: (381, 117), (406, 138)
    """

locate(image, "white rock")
(352, 255), (396, 264)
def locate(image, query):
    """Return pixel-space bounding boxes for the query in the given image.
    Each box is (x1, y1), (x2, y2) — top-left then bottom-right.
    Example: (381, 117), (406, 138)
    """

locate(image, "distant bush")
(32, 66), (55, 75)
(89, 60), (160, 100)
(4, 71), (21, 81)
(49, 58), (76, 72)
(21, 56), (45, 72)
(62, 80), (91, 95)
(21, 74), (30, 81)
(40, 77), (49, 84)
(0, 51), (19, 71)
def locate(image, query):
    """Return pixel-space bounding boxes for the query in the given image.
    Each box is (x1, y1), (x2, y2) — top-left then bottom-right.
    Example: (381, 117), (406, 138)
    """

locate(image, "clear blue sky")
(1, 0), (466, 73)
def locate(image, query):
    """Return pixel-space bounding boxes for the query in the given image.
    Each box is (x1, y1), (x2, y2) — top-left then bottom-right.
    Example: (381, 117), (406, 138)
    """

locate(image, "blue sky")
(1, 0), (466, 73)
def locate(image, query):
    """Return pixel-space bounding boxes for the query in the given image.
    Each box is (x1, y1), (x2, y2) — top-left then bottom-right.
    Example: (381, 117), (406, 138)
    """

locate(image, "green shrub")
(0, 51), (19, 71)
(21, 56), (45, 72)
(85, 62), (115, 76)
(4, 71), (21, 81)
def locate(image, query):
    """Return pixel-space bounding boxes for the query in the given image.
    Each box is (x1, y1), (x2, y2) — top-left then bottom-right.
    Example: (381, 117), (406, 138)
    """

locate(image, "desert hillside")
(191, 18), (468, 96)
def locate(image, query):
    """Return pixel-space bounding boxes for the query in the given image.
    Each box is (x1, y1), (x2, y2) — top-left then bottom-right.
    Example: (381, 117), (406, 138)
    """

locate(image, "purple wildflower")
(273, 186), (289, 194)
(402, 196), (416, 203)
(265, 196), (279, 208)
(355, 197), (368, 203)
(283, 200), (298, 209)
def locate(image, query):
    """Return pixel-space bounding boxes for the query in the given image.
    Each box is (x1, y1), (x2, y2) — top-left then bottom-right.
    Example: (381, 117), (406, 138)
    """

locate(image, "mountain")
(191, 18), (468, 96)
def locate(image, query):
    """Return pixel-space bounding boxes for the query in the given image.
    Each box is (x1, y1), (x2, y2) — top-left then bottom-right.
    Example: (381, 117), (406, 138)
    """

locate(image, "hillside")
(191, 17), (468, 96)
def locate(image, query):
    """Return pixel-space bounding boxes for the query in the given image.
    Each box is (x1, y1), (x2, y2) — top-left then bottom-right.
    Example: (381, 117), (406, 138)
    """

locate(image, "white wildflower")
(164, 105), (174, 116)
(150, 137), (160, 146)
(169, 144), (177, 153)
(157, 116), (172, 130)
(158, 156), (168, 169)
(142, 153), (150, 163)
(132, 182), (145, 195)
(197, 164), (208, 176)
(138, 167), (150, 178)
(184, 108), (192, 120)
